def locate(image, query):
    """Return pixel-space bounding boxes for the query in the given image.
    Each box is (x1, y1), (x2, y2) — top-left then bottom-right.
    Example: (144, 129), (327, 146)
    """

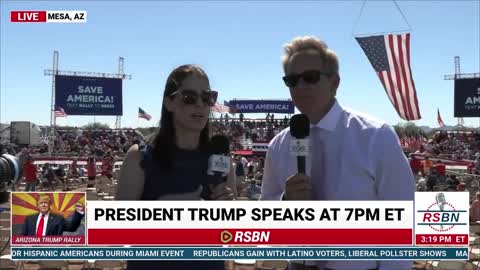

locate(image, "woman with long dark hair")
(116, 64), (236, 270)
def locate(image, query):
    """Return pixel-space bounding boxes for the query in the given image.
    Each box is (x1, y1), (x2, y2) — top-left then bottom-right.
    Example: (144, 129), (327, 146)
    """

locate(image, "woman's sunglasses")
(282, 70), (331, 88)
(169, 89), (218, 107)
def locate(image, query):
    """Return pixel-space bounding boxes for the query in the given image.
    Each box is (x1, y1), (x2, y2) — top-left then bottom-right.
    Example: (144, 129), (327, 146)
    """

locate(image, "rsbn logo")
(417, 193), (466, 232)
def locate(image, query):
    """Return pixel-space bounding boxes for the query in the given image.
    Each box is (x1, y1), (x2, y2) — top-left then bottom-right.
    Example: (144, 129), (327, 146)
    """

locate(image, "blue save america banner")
(454, 78), (480, 117)
(55, 75), (123, 116)
(227, 100), (294, 114)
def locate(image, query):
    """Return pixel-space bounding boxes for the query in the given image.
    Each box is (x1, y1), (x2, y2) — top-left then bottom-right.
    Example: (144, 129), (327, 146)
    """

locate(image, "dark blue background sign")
(227, 100), (294, 114)
(55, 75), (123, 116)
(454, 78), (480, 117)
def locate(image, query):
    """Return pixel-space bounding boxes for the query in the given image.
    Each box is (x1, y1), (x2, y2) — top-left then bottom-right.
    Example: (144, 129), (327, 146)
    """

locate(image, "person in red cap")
(471, 192), (480, 222)
(86, 157), (96, 188)
(435, 160), (446, 182)
(457, 182), (466, 191)
(23, 157), (38, 191)
(468, 162), (476, 174)
(70, 159), (79, 179)
(409, 154), (421, 180)
(101, 153), (114, 179)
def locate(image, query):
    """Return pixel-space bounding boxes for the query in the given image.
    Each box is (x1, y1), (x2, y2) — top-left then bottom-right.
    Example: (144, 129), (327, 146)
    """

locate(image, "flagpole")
(53, 114), (56, 157)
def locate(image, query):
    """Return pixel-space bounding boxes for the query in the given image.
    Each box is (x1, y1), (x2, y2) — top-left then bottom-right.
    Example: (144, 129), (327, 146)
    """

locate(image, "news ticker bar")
(11, 247), (469, 260)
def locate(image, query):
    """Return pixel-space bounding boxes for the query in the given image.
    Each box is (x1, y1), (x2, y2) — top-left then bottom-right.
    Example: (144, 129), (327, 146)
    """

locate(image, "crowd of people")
(405, 131), (480, 207)
(402, 131), (480, 161)
(2, 116), (292, 158)
(16, 153), (115, 192)
(412, 156), (472, 192)
(0, 128), (137, 192)
(5, 122), (476, 165)
(53, 129), (144, 158)
(425, 131), (480, 160)
(211, 114), (289, 150)
(3, 128), (144, 159)
(406, 138), (480, 223)
(4, 123), (479, 197)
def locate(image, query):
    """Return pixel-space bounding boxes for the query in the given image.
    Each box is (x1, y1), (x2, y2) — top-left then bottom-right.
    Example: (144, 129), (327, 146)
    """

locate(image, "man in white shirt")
(260, 36), (414, 270)
(241, 156), (249, 176)
(21, 194), (85, 236)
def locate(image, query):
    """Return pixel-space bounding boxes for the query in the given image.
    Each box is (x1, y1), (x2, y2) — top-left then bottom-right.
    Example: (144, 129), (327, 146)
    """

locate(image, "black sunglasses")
(169, 89), (218, 107)
(282, 70), (331, 88)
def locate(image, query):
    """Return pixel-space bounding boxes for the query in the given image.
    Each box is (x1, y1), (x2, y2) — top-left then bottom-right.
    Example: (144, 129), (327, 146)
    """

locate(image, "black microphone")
(0, 154), (22, 188)
(203, 135), (231, 199)
(0, 153), (22, 204)
(290, 114), (310, 174)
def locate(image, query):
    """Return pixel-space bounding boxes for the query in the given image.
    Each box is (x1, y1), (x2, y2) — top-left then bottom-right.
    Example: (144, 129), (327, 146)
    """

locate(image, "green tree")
(82, 122), (110, 130)
(393, 122), (425, 138)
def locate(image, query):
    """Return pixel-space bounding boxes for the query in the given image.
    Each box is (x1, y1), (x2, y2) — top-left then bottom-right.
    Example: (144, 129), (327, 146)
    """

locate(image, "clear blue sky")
(1, 0), (479, 128)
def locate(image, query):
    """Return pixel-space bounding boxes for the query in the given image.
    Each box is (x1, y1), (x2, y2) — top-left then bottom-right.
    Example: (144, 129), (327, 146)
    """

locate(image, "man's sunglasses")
(169, 89), (218, 107)
(282, 70), (331, 88)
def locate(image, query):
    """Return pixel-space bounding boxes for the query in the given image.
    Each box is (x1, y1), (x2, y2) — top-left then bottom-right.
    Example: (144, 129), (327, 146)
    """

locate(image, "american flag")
(55, 130), (66, 151)
(437, 108), (445, 127)
(223, 100), (237, 114)
(401, 135), (425, 151)
(356, 33), (421, 120)
(138, 107), (152, 121)
(211, 103), (230, 113)
(54, 106), (67, 117)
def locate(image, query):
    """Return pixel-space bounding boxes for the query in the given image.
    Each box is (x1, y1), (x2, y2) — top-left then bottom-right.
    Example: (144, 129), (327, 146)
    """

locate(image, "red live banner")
(416, 234), (468, 245)
(11, 11), (47, 22)
(88, 228), (413, 246)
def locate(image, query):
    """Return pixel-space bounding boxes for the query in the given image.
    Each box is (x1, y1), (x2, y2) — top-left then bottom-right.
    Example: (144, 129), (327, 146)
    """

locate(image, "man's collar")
(311, 99), (342, 131)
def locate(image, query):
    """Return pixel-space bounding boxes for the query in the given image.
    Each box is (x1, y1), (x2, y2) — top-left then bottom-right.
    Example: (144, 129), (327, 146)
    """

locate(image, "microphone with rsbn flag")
(289, 114), (310, 174)
(288, 114), (315, 269)
(202, 135), (231, 199)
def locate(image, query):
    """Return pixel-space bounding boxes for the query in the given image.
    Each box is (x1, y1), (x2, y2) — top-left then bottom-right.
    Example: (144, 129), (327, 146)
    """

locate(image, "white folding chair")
(39, 260), (69, 270)
(255, 260), (288, 270)
(0, 254), (17, 270)
(472, 224), (480, 235)
(66, 260), (87, 269)
(233, 259), (257, 270)
(431, 260), (467, 270)
(15, 260), (40, 270)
